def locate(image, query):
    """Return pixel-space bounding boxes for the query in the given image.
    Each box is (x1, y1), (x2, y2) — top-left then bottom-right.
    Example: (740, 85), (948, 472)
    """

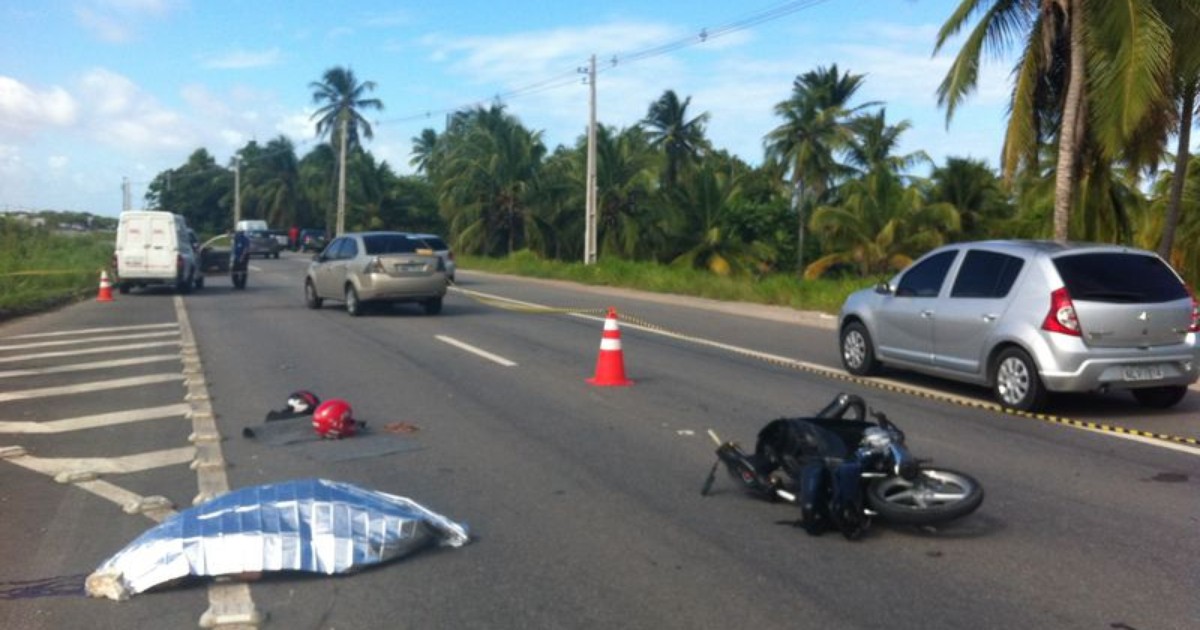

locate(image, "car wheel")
(992, 347), (1045, 411)
(177, 273), (192, 294)
(1130, 385), (1188, 409)
(423, 296), (443, 315)
(118, 283), (130, 295)
(840, 321), (879, 376)
(194, 274), (204, 290)
(305, 280), (323, 309)
(345, 285), (362, 316)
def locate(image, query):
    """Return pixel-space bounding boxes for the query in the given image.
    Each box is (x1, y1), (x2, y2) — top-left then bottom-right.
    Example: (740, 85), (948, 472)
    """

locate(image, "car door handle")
(982, 314), (998, 322)
(921, 310), (934, 319)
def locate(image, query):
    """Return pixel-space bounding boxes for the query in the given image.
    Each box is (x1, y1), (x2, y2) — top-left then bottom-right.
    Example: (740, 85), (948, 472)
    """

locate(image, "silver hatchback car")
(838, 240), (1200, 411)
(304, 232), (447, 316)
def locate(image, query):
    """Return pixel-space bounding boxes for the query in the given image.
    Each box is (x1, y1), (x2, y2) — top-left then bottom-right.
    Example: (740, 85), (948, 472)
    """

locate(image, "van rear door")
(123, 214), (178, 277)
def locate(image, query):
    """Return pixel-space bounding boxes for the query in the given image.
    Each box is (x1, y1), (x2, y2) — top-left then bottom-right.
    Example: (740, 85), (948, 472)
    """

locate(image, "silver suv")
(838, 240), (1200, 411)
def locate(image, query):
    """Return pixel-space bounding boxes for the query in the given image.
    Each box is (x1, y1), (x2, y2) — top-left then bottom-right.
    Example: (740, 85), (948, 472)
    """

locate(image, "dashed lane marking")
(0, 331), (179, 352)
(6, 447), (196, 476)
(0, 341), (182, 364)
(435, 335), (518, 367)
(0, 373), (184, 403)
(3, 323), (179, 340)
(0, 354), (179, 379)
(0, 403), (190, 434)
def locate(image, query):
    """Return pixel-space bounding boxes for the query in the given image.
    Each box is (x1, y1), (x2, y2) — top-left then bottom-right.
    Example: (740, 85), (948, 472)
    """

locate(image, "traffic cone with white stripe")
(587, 307), (633, 386)
(96, 270), (114, 302)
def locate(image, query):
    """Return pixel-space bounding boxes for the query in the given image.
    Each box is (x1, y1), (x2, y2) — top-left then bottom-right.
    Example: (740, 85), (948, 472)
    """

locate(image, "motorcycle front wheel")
(865, 468), (983, 526)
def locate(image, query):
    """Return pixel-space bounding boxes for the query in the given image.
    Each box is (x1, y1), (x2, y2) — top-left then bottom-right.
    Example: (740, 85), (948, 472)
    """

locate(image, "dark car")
(247, 230), (282, 258)
(299, 229), (328, 252)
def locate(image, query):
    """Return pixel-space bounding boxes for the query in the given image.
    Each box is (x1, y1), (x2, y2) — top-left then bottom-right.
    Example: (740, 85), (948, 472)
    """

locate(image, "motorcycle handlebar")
(815, 393), (867, 421)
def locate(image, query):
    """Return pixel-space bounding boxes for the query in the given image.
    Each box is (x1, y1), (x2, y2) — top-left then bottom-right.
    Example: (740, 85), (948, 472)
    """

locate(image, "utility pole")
(233, 157), (241, 228)
(582, 54), (598, 265)
(337, 115), (348, 237)
(121, 177), (131, 212)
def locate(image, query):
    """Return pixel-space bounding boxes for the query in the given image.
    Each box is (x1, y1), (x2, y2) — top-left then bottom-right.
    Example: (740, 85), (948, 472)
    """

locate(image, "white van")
(113, 211), (201, 293)
(235, 219), (269, 233)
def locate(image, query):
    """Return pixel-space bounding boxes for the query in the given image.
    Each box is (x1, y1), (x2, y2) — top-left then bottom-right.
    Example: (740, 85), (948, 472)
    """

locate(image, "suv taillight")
(1042, 287), (1081, 336)
(1187, 287), (1200, 333)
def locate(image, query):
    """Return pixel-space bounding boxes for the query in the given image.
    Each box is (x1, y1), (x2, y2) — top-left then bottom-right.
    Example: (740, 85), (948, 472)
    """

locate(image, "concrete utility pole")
(121, 177), (131, 212)
(233, 158), (241, 228)
(583, 54), (598, 265)
(337, 115), (348, 237)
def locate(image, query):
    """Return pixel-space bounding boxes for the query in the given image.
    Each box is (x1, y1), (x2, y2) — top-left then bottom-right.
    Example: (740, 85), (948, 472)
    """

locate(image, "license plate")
(394, 263), (424, 272)
(1122, 365), (1165, 381)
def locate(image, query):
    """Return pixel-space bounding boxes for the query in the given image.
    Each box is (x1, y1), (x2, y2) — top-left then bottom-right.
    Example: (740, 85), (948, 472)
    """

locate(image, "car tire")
(345, 285), (363, 316)
(118, 282), (130, 295)
(194, 274), (204, 290)
(840, 321), (879, 376)
(1130, 385), (1188, 409)
(423, 296), (443, 315)
(992, 347), (1046, 411)
(305, 280), (322, 309)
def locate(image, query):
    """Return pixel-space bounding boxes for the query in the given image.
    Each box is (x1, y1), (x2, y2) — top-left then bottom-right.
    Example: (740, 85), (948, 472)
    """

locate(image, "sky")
(0, 0), (1014, 218)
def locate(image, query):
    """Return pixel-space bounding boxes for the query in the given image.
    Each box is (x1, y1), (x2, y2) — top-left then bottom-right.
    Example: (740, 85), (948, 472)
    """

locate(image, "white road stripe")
(455, 287), (1200, 458)
(0, 354), (179, 379)
(0, 340), (181, 364)
(5, 446), (195, 476)
(4, 322), (179, 340)
(0, 373), (183, 403)
(436, 335), (518, 366)
(0, 330), (179, 352)
(0, 403), (190, 434)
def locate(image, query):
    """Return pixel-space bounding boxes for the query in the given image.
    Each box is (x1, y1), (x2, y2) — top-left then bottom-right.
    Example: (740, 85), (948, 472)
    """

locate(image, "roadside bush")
(0, 218), (114, 319)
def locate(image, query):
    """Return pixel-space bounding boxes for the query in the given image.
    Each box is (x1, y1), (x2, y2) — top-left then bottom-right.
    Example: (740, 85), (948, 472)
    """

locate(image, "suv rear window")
(363, 234), (419, 255)
(1053, 253), (1186, 303)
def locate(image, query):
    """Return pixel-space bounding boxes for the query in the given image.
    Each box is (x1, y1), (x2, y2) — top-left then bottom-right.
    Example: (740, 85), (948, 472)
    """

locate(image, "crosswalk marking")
(0, 341), (181, 364)
(0, 330), (179, 352)
(0, 373), (184, 403)
(0, 403), (191, 434)
(4, 446), (195, 476)
(0, 354), (179, 379)
(3, 323), (179, 340)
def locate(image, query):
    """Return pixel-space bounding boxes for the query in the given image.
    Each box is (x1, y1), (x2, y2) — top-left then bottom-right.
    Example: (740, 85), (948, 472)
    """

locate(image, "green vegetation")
(460, 251), (876, 315)
(0, 216), (115, 318)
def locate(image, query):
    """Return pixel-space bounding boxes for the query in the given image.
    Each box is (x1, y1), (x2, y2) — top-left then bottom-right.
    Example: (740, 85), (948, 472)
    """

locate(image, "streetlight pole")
(583, 54), (597, 265)
(337, 115), (348, 237)
(233, 157), (241, 228)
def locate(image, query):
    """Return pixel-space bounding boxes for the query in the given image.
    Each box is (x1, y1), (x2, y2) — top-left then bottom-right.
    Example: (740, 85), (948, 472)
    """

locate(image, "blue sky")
(0, 0), (1013, 217)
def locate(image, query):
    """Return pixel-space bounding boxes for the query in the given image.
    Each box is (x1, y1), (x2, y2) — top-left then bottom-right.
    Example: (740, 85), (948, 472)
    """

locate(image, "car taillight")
(365, 257), (384, 274)
(1187, 287), (1200, 333)
(1042, 287), (1081, 336)
(176, 254), (183, 271)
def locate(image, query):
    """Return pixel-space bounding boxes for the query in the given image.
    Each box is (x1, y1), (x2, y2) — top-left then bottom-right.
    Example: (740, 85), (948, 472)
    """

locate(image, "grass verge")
(0, 221), (115, 321)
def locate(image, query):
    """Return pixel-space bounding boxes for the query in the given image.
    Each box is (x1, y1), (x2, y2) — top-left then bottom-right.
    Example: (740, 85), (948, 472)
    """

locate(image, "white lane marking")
(5, 446), (195, 476)
(173, 295), (261, 626)
(435, 335), (518, 367)
(0, 330), (179, 352)
(0, 403), (190, 434)
(4, 323), (179, 340)
(0, 340), (182, 364)
(455, 287), (1200, 458)
(74, 479), (176, 523)
(0, 373), (184, 403)
(0, 354), (179, 379)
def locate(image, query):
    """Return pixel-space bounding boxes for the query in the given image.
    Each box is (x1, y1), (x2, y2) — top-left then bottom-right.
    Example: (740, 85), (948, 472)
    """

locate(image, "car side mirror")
(312, 253), (323, 262)
(874, 282), (894, 295)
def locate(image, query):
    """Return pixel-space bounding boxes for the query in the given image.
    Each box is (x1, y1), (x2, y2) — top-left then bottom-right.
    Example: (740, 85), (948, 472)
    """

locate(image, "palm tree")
(410, 128), (440, 175)
(243, 136), (299, 228)
(641, 90), (710, 190)
(935, 0), (1171, 243)
(928, 157), (1013, 240)
(764, 64), (875, 273)
(309, 66), (384, 235)
(1154, 0), (1200, 259)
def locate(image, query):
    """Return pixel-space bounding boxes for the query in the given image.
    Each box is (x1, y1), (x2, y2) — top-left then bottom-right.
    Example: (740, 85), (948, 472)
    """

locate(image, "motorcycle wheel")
(865, 467), (983, 526)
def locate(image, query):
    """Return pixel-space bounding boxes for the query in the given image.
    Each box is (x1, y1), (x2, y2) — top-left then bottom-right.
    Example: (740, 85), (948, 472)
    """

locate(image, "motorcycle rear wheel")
(865, 467), (983, 526)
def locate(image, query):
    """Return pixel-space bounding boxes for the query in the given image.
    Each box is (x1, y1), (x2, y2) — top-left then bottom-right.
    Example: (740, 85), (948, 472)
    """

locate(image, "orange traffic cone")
(587, 307), (633, 386)
(96, 270), (114, 302)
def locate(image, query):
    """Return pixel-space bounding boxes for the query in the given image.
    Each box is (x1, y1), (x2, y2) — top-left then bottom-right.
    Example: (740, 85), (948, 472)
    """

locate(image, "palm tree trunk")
(1053, 0), (1086, 243)
(1159, 82), (1196, 261)
(793, 180), (805, 275)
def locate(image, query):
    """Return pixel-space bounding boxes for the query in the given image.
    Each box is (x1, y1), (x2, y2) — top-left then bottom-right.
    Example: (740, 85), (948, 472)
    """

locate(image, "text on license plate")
(394, 263), (424, 272)
(1122, 365), (1165, 381)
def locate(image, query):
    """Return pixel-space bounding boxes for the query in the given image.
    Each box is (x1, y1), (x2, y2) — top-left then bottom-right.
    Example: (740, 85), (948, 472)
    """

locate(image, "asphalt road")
(1, 252), (1198, 629)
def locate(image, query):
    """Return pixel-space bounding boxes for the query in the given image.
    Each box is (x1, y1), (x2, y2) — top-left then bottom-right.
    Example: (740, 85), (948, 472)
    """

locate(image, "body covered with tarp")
(86, 478), (469, 601)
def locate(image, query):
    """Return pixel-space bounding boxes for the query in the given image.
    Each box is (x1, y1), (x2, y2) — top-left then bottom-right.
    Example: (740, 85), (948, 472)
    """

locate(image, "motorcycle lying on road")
(702, 393), (984, 539)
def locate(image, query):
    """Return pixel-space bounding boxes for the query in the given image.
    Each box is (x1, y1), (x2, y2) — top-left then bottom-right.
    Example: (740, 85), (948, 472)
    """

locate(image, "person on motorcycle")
(231, 229), (250, 289)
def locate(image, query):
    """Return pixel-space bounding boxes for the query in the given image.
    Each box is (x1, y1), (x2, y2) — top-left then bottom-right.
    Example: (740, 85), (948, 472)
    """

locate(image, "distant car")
(246, 230), (282, 258)
(304, 231), (447, 316)
(299, 229), (328, 252)
(837, 240), (1200, 411)
(408, 233), (456, 282)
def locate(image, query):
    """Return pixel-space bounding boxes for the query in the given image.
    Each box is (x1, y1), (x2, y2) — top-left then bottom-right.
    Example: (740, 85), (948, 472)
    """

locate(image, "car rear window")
(417, 236), (448, 250)
(1053, 253), (1187, 303)
(363, 234), (419, 255)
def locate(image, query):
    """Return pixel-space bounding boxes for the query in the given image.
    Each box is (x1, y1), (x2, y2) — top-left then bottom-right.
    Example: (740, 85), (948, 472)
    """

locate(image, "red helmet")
(287, 390), (320, 414)
(312, 398), (357, 439)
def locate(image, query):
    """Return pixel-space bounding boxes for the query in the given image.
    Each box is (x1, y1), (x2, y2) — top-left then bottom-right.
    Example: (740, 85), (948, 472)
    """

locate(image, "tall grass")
(459, 250), (878, 315)
(0, 219), (114, 317)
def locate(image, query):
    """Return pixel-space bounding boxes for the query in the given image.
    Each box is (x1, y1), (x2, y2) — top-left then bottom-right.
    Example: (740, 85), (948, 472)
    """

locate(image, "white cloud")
(200, 47), (283, 70)
(0, 76), (79, 139)
(74, 0), (180, 43)
(76, 68), (195, 151)
(48, 155), (69, 170)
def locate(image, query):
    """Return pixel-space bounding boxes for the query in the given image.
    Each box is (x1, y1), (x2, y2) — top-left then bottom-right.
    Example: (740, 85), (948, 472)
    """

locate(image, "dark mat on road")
(241, 417), (422, 462)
